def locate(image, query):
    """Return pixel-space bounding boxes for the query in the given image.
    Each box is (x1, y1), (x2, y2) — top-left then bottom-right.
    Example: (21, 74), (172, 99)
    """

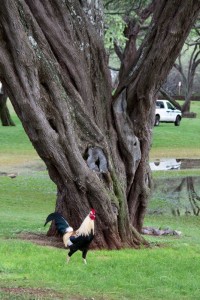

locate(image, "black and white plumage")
(44, 209), (96, 264)
(44, 212), (73, 234)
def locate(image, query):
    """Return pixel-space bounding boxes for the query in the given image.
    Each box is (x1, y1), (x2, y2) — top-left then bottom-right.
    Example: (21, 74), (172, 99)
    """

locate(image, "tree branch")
(159, 87), (181, 110)
(113, 41), (124, 61)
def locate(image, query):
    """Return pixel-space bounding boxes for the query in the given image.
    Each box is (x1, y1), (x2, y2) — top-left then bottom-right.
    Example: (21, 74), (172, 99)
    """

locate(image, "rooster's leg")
(66, 255), (70, 263)
(82, 249), (88, 264)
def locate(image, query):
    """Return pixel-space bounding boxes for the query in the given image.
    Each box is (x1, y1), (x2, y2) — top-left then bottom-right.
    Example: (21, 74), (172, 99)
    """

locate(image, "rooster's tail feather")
(44, 212), (72, 235)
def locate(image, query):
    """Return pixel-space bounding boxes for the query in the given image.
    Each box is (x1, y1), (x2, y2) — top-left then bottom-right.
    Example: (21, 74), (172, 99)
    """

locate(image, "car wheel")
(154, 115), (160, 126)
(174, 116), (181, 126)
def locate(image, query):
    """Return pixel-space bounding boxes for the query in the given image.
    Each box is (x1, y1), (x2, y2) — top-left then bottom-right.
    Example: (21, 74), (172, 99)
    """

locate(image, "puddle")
(1, 156), (200, 216)
(149, 176), (200, 216)
(150, 158), (200, 171)
(148, 158), (200, 215)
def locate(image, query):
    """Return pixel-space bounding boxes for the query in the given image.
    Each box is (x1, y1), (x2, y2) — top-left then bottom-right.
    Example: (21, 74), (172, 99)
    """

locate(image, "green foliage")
(103, 0), (153, 57)
(104, 14), (127, 52)
(185, 27), (200, 43)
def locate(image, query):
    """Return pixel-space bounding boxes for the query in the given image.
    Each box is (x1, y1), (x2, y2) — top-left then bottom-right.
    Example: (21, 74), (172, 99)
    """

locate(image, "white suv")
(155, 100), (182, 126)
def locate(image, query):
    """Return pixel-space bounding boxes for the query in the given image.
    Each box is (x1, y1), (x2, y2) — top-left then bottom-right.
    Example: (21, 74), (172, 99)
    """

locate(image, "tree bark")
(114, 0), (200, 230)
(0, 88), (15, 126)
(159, 87), (182, 110)
(0, 0), (199, 249)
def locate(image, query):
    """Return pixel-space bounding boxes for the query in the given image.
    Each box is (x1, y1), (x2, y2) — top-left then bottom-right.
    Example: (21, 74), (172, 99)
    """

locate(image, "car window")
(156, 101), (164, 108)
(167, 102), (175, 110)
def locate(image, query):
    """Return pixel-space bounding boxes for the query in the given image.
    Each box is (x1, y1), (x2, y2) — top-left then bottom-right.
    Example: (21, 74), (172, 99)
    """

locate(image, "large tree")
(0, 1), (199, 249)
(0, 84), (15, 126)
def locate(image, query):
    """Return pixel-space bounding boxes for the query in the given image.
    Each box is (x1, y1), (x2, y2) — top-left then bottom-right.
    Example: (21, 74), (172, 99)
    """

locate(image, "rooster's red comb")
(89, 208), (96, 220)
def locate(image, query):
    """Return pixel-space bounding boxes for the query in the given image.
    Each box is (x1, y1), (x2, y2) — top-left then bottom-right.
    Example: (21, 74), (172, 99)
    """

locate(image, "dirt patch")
(0, 159), (46, 176)
(17, 232), (64, 249)
(0, 287), (64, 299)
(17, 232), (99, 250)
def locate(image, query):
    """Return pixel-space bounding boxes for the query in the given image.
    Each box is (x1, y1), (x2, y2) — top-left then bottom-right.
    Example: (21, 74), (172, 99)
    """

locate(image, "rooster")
(44, 209), (95, 264)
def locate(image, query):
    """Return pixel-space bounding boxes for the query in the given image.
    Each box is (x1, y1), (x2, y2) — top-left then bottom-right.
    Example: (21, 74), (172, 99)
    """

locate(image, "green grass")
(152, 169), (200, 178)
(0, 175), (56, 237)
(0, 104), (36, 155)
(0, 105), (39, 170)
(0, 190), (200, 300)
(0, 101), (200, 299)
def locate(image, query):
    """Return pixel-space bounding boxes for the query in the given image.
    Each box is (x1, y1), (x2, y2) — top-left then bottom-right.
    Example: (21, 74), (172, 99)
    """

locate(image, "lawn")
(0, 105), (39, 171)
(0, 101), (200, 299)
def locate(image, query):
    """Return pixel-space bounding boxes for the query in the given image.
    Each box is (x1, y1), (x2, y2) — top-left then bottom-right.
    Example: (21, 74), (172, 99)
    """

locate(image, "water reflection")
(149, 176), (200, 216)
(150, 159), (181, 171)
(150, 158), (200, 171)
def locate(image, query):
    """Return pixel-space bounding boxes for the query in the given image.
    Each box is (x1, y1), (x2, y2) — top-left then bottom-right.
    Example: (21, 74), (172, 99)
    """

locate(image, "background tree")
(104, 0), (154, 85)
(160, 23), (200, 113)
(174, 35), (200, 114)
(0, 0), (199, 249)
(105, 2), (200, 115)
(104, 0), (152, 55)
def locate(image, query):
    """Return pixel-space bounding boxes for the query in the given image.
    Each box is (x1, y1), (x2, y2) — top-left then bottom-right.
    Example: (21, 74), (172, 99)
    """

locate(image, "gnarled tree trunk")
(0, 87), (15, 126)
(0, 0), (199, 249)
